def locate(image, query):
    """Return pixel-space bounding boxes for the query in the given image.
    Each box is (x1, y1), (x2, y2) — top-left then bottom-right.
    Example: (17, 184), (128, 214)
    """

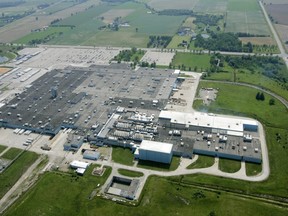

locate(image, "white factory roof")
(70, 160), (90, 169)
(159, 111), (258, 133)
(139, 140), (173, 154)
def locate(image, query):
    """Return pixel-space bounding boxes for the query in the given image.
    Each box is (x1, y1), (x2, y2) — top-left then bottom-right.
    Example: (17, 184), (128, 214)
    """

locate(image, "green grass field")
(118, 168), (144, 177)
(167, 35), (191, 49)
(137, 156), (180, 171)
(1, 147), (22, 160)
(0, 151), (38, 199)
(4, 174), (288, 216)
(14, 26), (71, 45)
(0, 144), (7, 154)
(246, 162), (262, 176)
(219, 158), (241, 173)
(112, 147), (134, 166)
(187, 155), (215, 169)
(171, 53), (210, 71)
(207, 68), (288, 102)
(4, 165), (112, 216)
(194, 82), (288, 129)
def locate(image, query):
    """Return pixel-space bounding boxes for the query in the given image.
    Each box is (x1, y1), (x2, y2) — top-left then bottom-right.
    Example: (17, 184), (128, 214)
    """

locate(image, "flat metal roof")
(139, 140), (173, 154)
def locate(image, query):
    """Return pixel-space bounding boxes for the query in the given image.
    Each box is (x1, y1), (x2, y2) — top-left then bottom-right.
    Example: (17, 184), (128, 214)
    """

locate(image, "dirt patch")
(99, 9), (134, 24)
(239, 37), (276, 45)
(265, 4), (288, 25)
(0, 67), (11, 74)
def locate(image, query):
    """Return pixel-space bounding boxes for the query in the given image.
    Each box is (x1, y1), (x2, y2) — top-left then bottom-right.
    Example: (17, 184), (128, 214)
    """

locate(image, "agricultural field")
(0, 0), (101, 43)
(44, 1), (186, 47)
(194, 0), (228, 13)
(15, 26), (71, 45)
(4, 174), (288, 216)
(239, 37), (276, 46)
(40, 1), (78, 15)
(265, 4), (288, 25)
(226, 1), (270, 36)
(194, 82), (288, 129)
(275, 24), (288, 51)
(147, 0), (197, 10)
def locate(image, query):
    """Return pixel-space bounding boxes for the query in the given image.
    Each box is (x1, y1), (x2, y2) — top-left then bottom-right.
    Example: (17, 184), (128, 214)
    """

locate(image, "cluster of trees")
(193, 14), (223, 26)
(50, 18), (63, 25)
(194, 32), (243, 52)
(256, 92), (265, 101)
(27, 32), (64, 45)
(113, 48), (144, 63)
(140, 61), (156, 68)
(147, 36), (172, 48)
(158, 9), (193, 16)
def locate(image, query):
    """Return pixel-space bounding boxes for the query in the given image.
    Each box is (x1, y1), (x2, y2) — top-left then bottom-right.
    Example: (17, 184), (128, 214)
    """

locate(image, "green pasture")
(187, 155), (215, 169)
(194, 82), (288, 129)
(4, 174), (288, 216)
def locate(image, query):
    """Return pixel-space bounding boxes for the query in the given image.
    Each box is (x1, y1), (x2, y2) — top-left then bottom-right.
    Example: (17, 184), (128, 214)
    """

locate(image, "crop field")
(100, 9), (135, 24)
(4, 174), (288, 216)
(15, 26), (71, 45)
(265, 4), (288, 25)
(47, 1), (186, 47)
(225, 0), (270, 35)
(147, 0), (198, 10)
(194, 0), (228, 13)
(0, 0), (101, 43)
(239, 37), (276, 45)
(40, 1), (77, 15)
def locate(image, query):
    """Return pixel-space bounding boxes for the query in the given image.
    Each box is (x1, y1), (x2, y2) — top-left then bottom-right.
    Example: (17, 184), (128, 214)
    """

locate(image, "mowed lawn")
(4, 175), (288, 216)
(172, 53), (211, 70)
(194, 82), (288, 129)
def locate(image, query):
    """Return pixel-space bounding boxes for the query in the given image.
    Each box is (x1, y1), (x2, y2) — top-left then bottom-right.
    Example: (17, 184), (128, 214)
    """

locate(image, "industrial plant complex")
(0, 47), (267, 202)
